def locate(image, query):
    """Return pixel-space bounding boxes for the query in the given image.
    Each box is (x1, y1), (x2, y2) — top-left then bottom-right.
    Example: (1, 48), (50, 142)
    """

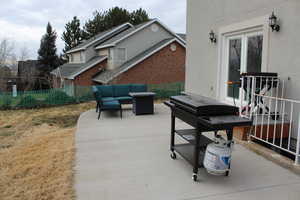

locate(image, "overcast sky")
(0, 0), (186, 60)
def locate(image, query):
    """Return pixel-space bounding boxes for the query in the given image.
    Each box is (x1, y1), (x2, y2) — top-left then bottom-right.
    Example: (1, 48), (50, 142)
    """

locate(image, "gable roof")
(66, 23), (133, 54)
(95, 19), (186, 50)
(51, 56), (107, 79)
(177, 33), (186, 41)
(93, 38), (185, 84)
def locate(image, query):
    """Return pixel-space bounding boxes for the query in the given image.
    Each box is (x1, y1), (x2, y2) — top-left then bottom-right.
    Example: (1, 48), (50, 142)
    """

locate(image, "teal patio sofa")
(92, 84), (147, 119)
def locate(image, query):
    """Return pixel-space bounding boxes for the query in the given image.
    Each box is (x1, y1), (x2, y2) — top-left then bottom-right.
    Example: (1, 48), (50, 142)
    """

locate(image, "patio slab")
(75, 104), (300, 200)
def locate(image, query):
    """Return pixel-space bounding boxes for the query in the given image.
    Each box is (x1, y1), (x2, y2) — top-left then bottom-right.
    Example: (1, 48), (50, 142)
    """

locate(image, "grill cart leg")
(170, 111), (176, 159)
(192, 126), (201, 182)
(225, 129), (233, 176)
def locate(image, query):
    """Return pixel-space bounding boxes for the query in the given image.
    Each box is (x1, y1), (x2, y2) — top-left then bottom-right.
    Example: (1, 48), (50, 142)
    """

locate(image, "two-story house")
(51, 19), (186, 92)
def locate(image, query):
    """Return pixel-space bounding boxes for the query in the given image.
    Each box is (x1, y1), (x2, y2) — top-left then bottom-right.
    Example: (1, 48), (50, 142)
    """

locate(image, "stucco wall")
(111, 22), (174, 69)
(186, 0), (300, 102)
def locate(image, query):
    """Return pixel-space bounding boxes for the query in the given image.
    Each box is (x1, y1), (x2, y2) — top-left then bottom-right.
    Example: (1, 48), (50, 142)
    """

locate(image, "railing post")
(295, 116), (300, 165)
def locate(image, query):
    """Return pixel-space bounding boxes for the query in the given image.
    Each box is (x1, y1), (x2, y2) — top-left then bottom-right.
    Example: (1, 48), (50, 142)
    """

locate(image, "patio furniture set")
(92, 84), (155, 119)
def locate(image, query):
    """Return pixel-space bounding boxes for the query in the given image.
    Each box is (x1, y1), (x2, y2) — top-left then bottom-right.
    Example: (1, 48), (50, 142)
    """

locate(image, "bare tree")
(19, 45), (30, 61)
(0, 38), (15, 67)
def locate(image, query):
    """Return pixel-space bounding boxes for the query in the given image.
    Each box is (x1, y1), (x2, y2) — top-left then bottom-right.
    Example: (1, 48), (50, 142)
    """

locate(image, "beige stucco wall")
(186, 0), (300, 102)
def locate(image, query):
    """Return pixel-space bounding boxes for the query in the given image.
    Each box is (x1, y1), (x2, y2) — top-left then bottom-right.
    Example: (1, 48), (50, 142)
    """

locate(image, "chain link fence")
(0, 82), (184, 110)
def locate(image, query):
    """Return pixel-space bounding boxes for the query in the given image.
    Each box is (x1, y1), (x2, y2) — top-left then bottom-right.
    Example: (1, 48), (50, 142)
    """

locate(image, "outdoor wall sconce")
(209, 30), (217, 43)
(269, 11), (280, 32)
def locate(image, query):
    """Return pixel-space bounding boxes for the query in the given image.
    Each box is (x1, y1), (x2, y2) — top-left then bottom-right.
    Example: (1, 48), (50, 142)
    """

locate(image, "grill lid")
(170, 94), (239, 116)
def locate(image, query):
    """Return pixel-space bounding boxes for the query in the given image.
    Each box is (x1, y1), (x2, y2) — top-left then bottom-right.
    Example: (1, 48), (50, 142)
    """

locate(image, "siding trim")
(66, 23), (133, 54)
(69, 56), (108, 79)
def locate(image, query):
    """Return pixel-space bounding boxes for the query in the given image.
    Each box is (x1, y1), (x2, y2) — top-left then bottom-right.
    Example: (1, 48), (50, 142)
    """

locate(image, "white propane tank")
(203, 136), (233, 175)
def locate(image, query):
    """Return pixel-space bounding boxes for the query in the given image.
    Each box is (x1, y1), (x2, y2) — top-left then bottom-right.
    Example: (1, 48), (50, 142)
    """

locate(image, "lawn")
(0, 102), (95, 200)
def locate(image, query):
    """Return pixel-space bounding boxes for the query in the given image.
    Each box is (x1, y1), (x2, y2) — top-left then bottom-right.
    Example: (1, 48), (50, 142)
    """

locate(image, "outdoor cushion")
(113, 84), (131, 97)
(102, 100), (120, 109)
(97, 85), (114, 97)
(101, 97), (116, 102)
(114, 96), (132, 102)
(130, 84), (147, 93)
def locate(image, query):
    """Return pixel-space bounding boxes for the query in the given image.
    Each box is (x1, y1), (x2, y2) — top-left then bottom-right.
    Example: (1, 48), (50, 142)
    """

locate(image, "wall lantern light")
(209, 30), (217, 43)
(269, 11), (280, 32)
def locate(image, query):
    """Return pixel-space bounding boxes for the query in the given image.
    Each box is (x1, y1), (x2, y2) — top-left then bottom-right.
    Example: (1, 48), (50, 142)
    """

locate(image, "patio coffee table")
(129, 92), (156, 115)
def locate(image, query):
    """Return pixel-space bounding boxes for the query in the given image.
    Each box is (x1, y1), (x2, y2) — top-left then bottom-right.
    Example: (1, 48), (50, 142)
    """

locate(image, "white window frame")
(217, 15), (270, 104)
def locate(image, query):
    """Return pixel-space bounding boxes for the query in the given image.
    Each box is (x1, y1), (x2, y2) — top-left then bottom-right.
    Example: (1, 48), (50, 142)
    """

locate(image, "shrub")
(17, 95), (39, 108)
(0, 95), (12, 109)
(44, 90), (76, 106)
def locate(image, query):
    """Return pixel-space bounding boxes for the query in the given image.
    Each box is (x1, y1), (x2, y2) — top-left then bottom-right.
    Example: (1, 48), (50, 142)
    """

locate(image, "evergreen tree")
(83, 11), (106, 39)
(62, 16), (83, 53)
(130, 8), (149, 25)
(104, 7), (131, 28)
(38, 22), (59, 73)
(83, 7), (150, 39)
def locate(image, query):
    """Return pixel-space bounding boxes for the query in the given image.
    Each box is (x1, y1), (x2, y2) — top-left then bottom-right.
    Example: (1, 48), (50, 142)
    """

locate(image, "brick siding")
(73, 60), (107, 86)
(110, 41), (185, 85)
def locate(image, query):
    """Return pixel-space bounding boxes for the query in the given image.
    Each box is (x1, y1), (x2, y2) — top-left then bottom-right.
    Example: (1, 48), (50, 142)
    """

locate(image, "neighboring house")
(17, 60), (41, 91)
(51, 19), (186, 92)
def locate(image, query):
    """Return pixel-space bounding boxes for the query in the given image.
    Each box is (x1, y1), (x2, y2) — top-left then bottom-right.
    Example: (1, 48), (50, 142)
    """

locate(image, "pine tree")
(130, 8), (149, 25)
(83, 11), (106, 39)
(38, 22), (59, 75)
(62, 16), (83, 53)
(83, 7), (150, 39)
(104, 7), (131, 28)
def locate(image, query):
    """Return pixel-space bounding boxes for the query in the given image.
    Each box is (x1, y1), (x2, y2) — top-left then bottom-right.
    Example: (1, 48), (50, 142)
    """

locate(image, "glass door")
(227, 37), (242, 100)
(224, 32), (263, 103)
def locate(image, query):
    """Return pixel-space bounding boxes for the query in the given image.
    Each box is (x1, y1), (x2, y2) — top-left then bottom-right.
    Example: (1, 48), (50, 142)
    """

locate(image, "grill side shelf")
(175, 129), (214, 146)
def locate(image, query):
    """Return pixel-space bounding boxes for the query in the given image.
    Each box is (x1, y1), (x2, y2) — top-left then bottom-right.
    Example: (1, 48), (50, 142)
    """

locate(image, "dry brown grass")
(0, 102), (95, 200)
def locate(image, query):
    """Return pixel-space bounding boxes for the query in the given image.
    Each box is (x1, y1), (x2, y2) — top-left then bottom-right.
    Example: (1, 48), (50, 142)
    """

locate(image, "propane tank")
(203, 135), (233, 175)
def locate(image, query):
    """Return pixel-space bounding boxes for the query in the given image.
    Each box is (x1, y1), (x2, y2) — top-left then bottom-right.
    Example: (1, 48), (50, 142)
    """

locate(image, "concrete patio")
(75, 104), (300, 200)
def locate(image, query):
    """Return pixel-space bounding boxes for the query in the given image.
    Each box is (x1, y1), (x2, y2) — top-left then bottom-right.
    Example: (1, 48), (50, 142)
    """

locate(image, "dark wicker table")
(129, 92), (156, 115)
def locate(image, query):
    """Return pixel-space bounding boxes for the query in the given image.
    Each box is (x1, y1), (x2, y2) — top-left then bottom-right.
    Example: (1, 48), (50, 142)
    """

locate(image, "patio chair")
(98, 99), (122, 120)
(92, 86), (122, 119)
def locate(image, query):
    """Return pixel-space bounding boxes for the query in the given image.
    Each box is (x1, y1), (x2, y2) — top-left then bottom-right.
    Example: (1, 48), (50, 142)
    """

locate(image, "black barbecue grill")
(165, 94), (252, 181)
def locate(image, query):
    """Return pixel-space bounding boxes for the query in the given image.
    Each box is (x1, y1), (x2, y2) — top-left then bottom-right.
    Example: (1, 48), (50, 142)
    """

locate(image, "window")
(116, 48), (126, 61)
(225, 32), (263, 101)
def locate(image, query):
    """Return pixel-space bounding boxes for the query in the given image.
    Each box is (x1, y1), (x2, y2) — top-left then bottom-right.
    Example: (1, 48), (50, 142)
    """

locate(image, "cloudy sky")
(0, 0), (186, 60)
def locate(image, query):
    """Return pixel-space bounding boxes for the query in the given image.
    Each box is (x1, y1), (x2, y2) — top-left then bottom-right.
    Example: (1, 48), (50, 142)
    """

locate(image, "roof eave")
(66, 48), (86, 54)
(95, 44), (115, 50)
(68, 56), (108, 80)
(66, 23), (134, 54)
(92, 78), (108, 84)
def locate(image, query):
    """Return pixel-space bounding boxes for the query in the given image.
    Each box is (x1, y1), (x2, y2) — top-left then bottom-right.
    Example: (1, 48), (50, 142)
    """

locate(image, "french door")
(223, 31), (263, 103)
